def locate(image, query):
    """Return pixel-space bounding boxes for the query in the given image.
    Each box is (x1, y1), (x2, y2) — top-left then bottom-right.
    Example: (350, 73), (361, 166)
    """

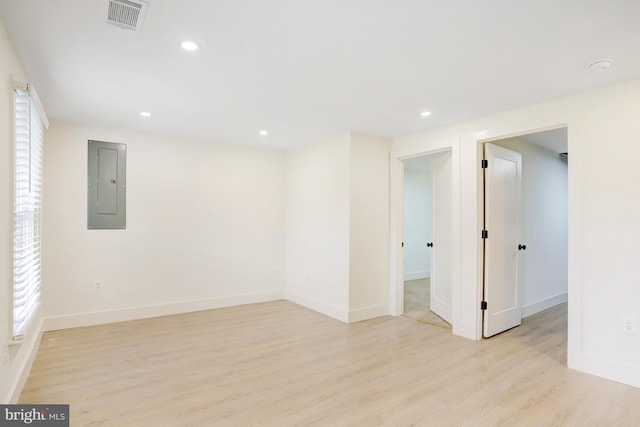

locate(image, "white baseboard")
(348, 305), (388, 323)
(6, 314), (44, 403)
(404, 271), (430, 281)
(522, 292), (568, 318)
(284, 291), (349, 323)
(572, 352), (640, 390)
(43, 291), (284, 331)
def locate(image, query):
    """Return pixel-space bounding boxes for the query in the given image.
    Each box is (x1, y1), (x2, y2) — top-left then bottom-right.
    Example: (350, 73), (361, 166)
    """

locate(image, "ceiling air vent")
(106, 0), (148, 32)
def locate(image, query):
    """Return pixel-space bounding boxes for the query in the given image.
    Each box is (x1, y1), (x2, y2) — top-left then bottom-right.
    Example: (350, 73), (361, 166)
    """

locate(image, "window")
(12, 82), (48, 340)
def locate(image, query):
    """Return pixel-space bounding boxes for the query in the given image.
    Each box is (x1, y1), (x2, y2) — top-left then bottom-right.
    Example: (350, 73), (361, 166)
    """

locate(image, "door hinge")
(481, 301), (487, 310)
(482, 230), (488, 239)
(481, 159), (488, 168)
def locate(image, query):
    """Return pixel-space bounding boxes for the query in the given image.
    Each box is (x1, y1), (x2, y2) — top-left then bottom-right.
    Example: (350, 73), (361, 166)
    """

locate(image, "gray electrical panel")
(88, 140), (126, 229)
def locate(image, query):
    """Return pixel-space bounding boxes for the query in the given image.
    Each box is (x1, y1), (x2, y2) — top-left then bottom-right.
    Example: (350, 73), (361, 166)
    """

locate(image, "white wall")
(493, 138), (568, 317)
(391, 78), (640, 389)
(42, 121), (286, 329)
(284, 132), (390, 322)
(348, 133), (390, 321)
(284, 134), (351, 320)
(0, 20), (45, 403)
(403, 169), (432, 280)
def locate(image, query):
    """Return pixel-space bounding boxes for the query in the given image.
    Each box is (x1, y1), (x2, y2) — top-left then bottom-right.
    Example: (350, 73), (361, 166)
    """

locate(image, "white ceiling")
(1, 0), (639, 150)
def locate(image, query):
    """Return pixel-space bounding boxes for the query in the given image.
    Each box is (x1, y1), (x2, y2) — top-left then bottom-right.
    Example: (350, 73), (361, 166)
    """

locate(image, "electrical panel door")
(88, 140), (126, 229)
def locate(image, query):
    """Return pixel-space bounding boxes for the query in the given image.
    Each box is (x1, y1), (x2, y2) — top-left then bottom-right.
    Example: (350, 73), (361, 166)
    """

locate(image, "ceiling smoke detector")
(106, 0), (148, 32)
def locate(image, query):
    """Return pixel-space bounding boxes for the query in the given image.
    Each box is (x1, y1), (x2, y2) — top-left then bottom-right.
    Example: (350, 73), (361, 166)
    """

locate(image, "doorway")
(403, 150), (452, 329)
(481, 128), (568, 338)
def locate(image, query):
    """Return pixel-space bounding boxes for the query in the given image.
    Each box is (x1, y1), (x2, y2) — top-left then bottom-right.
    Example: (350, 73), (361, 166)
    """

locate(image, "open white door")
(483, 143), (522, 338)
(430, 154), (453, 324)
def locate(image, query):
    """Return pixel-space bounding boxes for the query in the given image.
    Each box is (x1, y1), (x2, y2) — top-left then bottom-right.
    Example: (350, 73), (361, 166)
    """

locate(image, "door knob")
(427, 242), (433, 247)
(518, 244), (527, 250)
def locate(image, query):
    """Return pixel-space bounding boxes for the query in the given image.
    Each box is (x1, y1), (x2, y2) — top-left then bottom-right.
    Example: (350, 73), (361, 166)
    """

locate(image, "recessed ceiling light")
(140, 111), (151, 117)
(259, 130), (269, 136)
(420, 111), (432, 117)
(180, 41), (200, 52)
(588, 60), (611, 72)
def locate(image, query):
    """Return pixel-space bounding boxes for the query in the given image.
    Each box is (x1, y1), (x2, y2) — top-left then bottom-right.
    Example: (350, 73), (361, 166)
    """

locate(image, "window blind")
(12, 86), (45, 340)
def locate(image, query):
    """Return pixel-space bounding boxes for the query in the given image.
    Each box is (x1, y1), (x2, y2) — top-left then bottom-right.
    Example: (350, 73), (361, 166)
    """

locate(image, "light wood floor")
(403, 278), (451, 329)
(20, 301), (640, 426)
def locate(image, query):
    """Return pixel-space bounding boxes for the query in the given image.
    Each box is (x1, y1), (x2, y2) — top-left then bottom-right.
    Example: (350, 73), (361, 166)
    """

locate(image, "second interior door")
(430, 153), (453, 324)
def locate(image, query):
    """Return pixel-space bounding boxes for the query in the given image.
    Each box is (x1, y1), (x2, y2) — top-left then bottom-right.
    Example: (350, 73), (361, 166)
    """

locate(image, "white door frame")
(475, 125), (569, 340)
(390, 123), (572, 342)
(389, 141), (461, 333)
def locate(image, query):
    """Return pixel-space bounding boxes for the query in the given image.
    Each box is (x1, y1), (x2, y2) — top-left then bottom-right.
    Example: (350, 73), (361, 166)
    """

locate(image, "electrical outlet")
(621, 316), (637, 335)
(95, 279), (103, 291)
